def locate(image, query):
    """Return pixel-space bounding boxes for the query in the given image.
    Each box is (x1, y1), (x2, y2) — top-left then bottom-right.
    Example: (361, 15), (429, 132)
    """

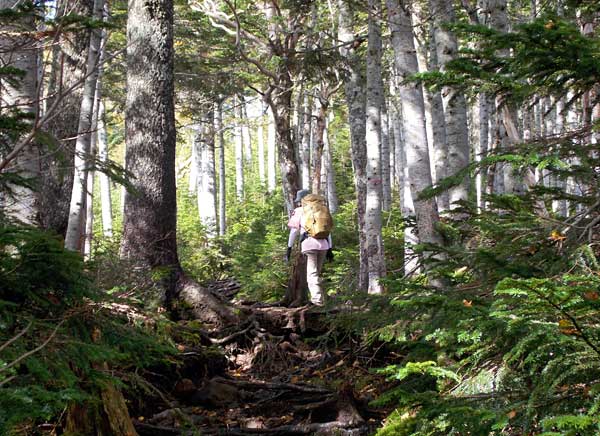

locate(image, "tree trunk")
(83, 86), (100, 259)
(267, 78), (300, 216)
(474, 93), (489, 211)
(257, 103), (266, 185)
(0, 0), (40, 225)
(338, 0), (368, 291)
(196, 108), (217, 238)
(312, 96), (328, 195)
(234, 96), (244, 201)
(267, 105), (277, 193)
(64, 0), (104, 252)
(365, 0), (386, 294)
(95, 99), (113, 237)
(40, 0), (93, 235)
(189, 134), (198, 194)
(412, 1), (449, 213)
(323, 115), (339, 214)
(301, 92), (312, 190)
(241, 95), (252, 165)
(380, 89), (392, 212)
(430, 0), (471, 209)
(387, 0), (445, 281)
(216, 101), (227, 235)
(121, 0), (237, 326)
(425, 47), (450, 212)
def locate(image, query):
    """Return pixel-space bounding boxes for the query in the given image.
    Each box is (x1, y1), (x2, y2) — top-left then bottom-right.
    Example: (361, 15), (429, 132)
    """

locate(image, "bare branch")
(0, 320), (33, 354)
(0, 319), (65, 376)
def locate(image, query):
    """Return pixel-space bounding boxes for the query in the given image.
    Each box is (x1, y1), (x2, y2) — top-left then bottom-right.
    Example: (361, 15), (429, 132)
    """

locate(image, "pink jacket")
(287, 206), (331, 252)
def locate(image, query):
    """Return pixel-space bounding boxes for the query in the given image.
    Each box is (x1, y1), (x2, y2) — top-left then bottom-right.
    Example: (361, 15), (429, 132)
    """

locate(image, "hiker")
(286, 189), (334, 306)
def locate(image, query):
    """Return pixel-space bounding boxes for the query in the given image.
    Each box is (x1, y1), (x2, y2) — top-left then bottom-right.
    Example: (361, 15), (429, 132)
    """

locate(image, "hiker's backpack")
(301, 194), (333, 239)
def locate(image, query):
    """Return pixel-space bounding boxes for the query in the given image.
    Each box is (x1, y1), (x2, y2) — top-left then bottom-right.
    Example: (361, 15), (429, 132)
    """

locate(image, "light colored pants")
(304, 250), (327, 305)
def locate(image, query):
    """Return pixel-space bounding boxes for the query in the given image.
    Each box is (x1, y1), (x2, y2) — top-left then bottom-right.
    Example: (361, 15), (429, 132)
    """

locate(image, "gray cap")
(294, 189), (310, 203)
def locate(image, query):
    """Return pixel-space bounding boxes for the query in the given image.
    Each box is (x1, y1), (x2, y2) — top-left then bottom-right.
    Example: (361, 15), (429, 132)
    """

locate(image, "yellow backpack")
(301, 194), (333, 239)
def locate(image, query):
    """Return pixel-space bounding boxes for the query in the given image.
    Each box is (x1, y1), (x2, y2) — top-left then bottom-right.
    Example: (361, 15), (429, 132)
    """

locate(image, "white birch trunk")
(553, 97), (567, 216)
(0, 0), (40, 225)
(267, 105), (277, 192)
(197, 110), (217, 238)
(324, 116), (339, 213)
(189, 135), (198, 194)
(475, 94), (489, 211)
(390, 77), (404, 195)
(234, 96), (244, 201)
(83, 76), (104, 258)
(365, 0), (386, 294)
(257, 103), (266, 185)
(413, 2), (449, 213)
(380, 91), (392, 211)
(338, 0), (369, 291)
(241, 96), (252, 164)
(97, 99), (112, 237)
(387, 0), (445, 280)
(430, 0), (470, 208)
(65, 0), (104, 251)
(216, 101), (226, 235)
(388, 109), (396, 193)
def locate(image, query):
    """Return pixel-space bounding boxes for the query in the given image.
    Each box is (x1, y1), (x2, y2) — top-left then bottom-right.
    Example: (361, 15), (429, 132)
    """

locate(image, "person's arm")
(326, 234), (334, 261)
(288, 228), (299, 247)
(286, 228), (299, 261)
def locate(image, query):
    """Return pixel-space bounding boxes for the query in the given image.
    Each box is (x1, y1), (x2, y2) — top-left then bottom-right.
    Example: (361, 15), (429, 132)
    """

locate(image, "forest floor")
(130, 280), (394, 435)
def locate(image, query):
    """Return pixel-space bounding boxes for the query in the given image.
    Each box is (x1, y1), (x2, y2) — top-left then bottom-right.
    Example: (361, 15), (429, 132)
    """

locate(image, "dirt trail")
(131, 280), (390, 435)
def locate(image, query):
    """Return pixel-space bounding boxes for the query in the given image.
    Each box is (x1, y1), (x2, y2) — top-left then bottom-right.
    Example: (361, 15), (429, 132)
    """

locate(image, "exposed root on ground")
(124, 280), (391, 435)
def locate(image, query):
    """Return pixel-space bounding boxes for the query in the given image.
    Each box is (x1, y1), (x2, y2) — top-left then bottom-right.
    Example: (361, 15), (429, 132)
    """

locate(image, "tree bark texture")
(196, 108), (217, 238)
(64, 0), (104, 251)
(430, 0), (471, 208)
(312, 97), (328, 195)
(338, 0), (368, 291)
(387, 0), (445, 276)
(0, 0), (41, 225)
(323, 116), (339, 214)
(365, 0), (386, 294)
(380, 83), (392, 212)
(97, 98), (113, 237)
(40, 0), (94, 234)
(121, 0), (237, 326)
(234, 96), (244, 201)
(301, 92), (312, 190)
(257, 103), (266, 185)
(267, 105), (277, 193)
(241, 95), (252, 165)
(121, 0), (179, 285)
(216, 101), (227, 235)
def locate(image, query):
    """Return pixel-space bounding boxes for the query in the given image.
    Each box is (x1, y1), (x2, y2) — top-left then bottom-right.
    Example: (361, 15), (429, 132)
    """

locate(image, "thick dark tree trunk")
(120, 0), (237, 326)
(266, 75), (300, 216)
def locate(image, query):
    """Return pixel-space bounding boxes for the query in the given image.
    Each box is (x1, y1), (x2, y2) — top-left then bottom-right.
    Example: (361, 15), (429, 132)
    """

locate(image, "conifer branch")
(523, 283), (600, 359)
(0, 319), (65, 376)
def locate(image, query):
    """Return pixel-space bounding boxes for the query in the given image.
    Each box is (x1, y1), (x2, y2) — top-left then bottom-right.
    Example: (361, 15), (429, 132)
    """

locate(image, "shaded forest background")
(2, 0), (600, 434)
